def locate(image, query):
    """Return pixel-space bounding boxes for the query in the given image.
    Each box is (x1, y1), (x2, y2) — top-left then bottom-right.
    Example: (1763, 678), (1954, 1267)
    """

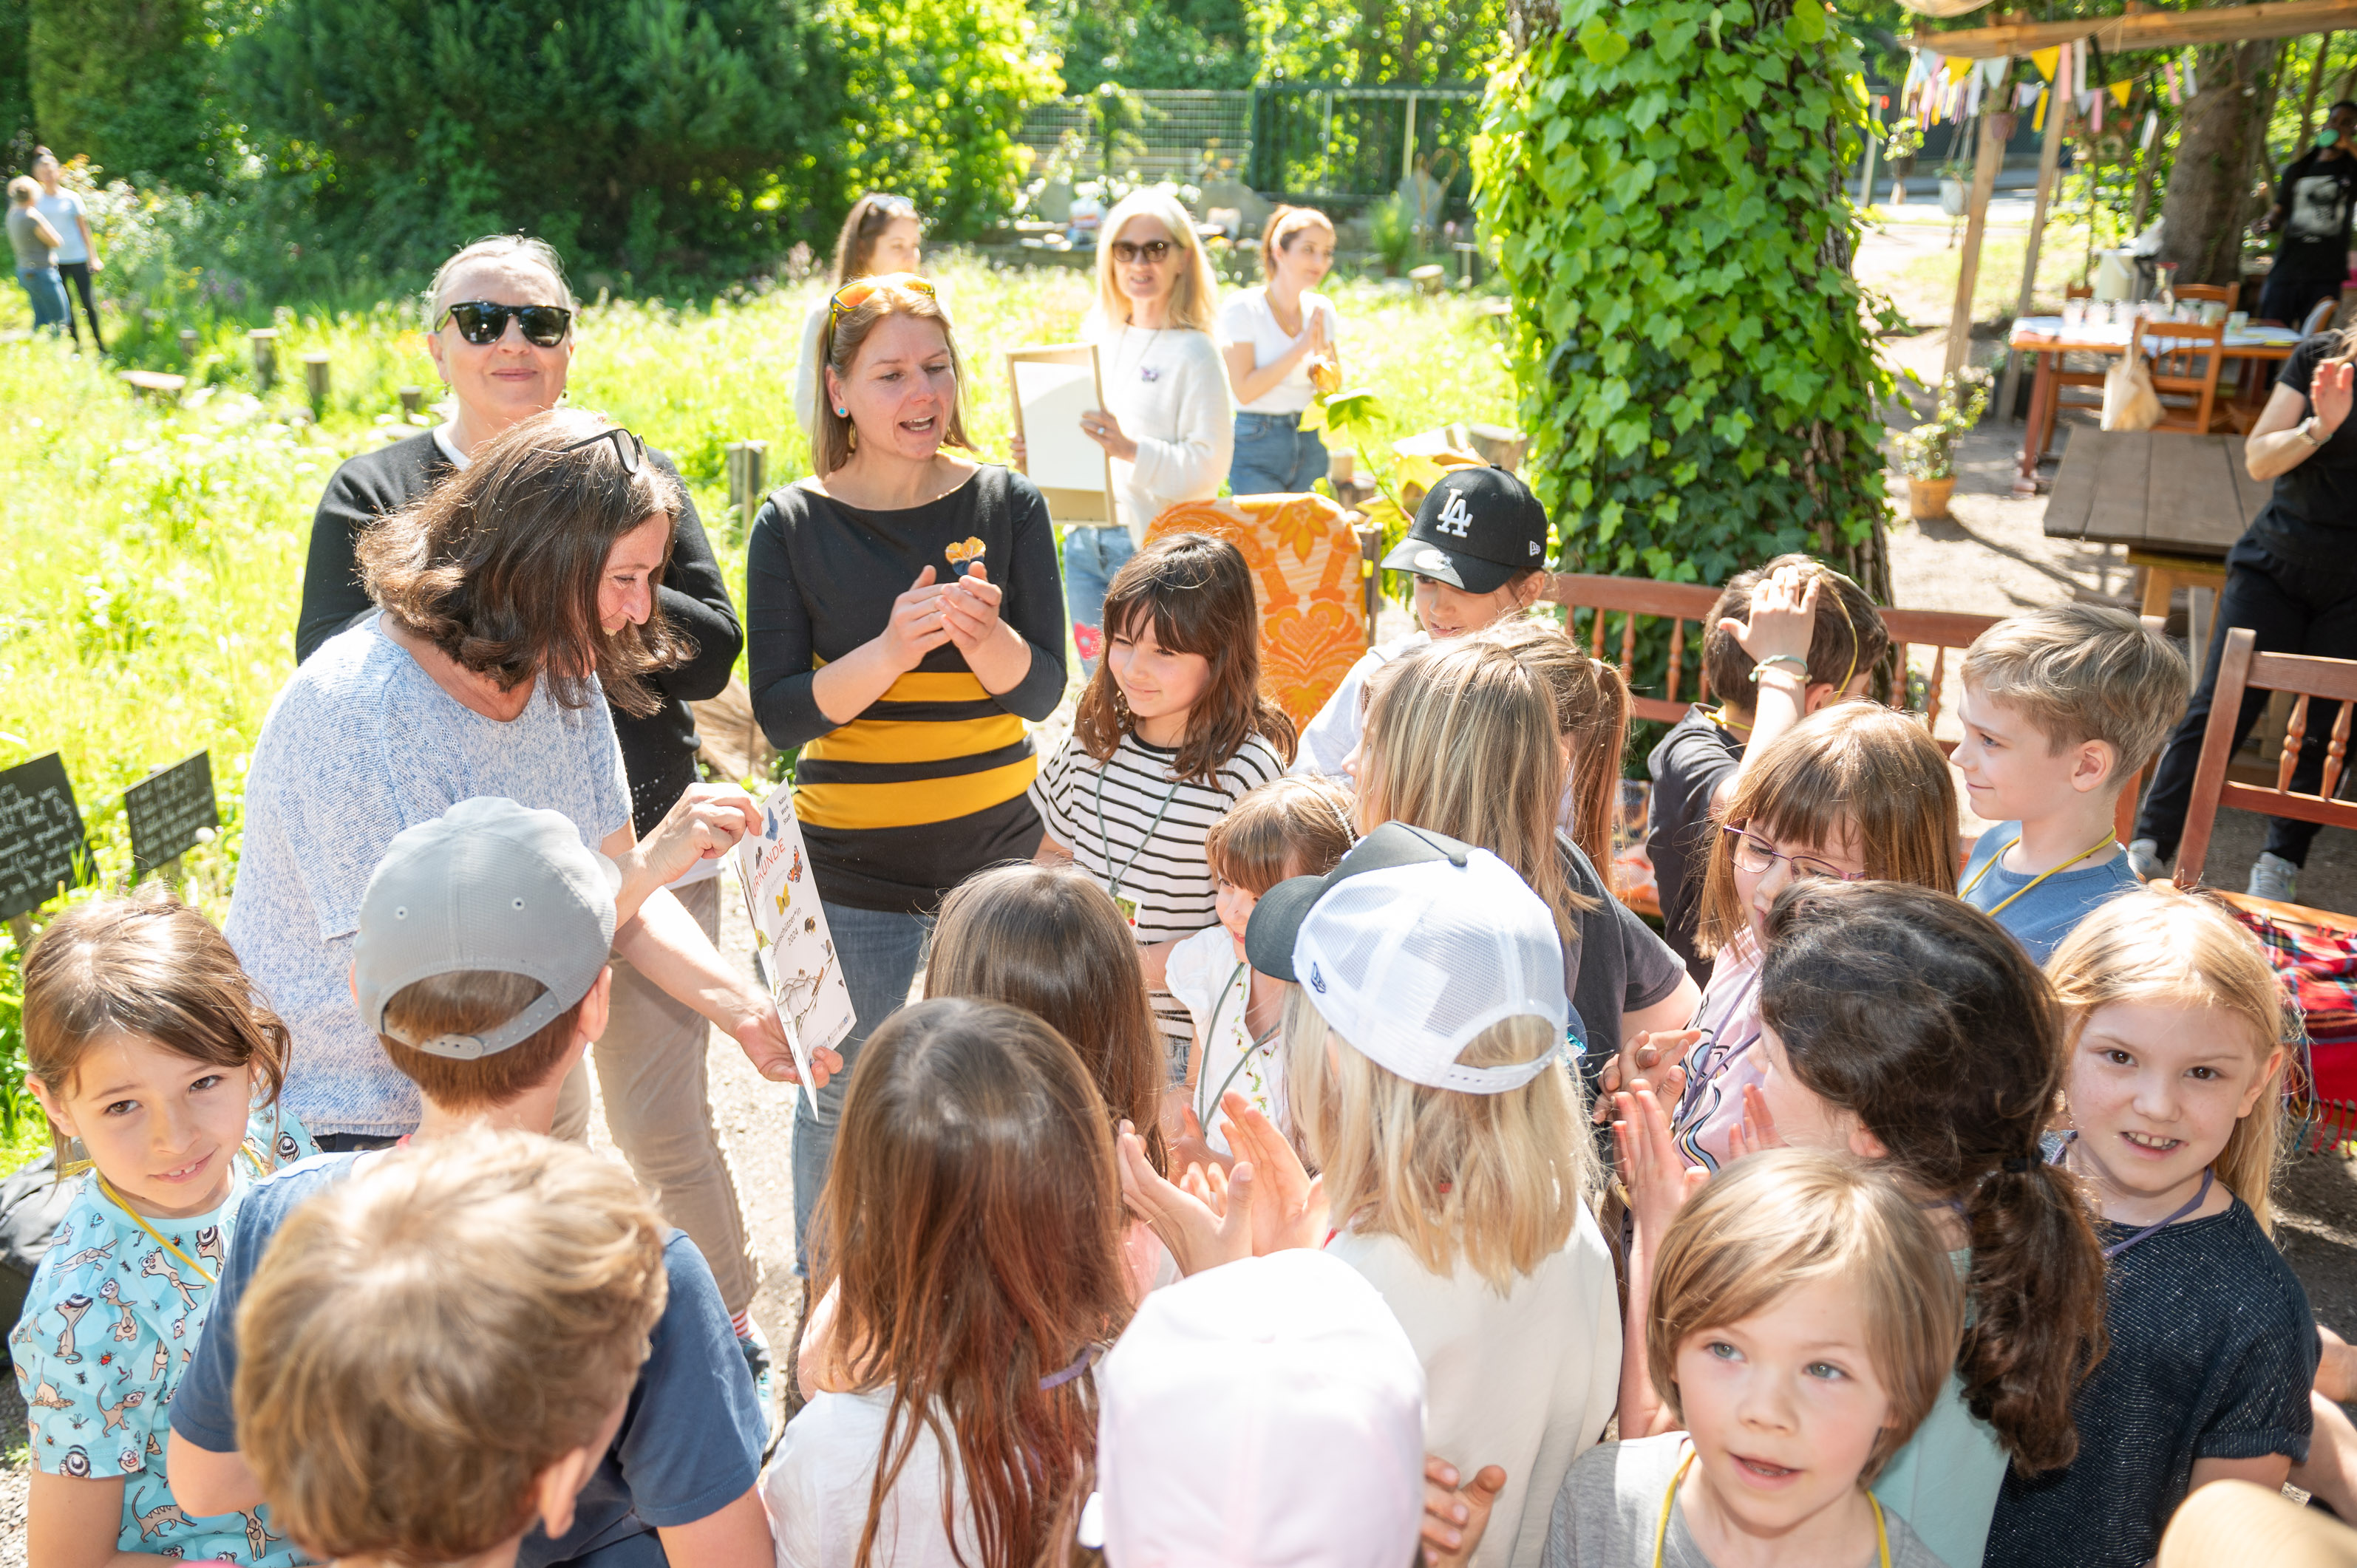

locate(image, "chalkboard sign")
(125, 750), (218, 876)
(0, 754), (93, 922)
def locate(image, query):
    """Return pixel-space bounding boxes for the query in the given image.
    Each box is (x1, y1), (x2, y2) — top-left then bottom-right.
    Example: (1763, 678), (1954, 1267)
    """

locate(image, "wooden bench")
(119, 369), (188, 400)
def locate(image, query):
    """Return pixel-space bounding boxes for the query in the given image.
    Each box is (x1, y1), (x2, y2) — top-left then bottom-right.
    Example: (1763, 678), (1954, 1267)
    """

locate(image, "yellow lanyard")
(1959, 831), (2118, 916)
(1707, 706), (1753, 735)
(1653, 1447), (1891, 1568)
(85, 1129), (276, 1288)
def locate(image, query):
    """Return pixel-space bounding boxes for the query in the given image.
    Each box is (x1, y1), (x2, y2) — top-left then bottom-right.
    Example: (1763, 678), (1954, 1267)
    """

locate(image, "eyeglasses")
(829, 272), (934, 325)
(558, 426), (644, 474)
(435, 301), (574, 347)
(1721, 825), (1866, 884)
(1109, 239), (1174, 265)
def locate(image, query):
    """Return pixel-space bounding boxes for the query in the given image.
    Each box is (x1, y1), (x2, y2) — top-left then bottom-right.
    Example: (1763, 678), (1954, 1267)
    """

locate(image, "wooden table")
(2009, 316), (2301, 491)
(2044, 428), (2265, 666)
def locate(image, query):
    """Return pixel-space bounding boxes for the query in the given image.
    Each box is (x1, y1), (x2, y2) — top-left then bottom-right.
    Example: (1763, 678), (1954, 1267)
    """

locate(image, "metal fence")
(1016, 84), (1485, 217)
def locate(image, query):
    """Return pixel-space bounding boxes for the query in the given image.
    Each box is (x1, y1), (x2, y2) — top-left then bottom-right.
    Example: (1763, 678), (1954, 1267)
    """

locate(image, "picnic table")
(2008, 315), (2303, 489)
(2043, 428), (2265, 660)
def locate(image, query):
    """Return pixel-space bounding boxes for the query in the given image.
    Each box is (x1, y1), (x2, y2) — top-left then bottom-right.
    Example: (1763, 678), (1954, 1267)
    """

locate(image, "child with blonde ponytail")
(1984, 886), (2317, 1568)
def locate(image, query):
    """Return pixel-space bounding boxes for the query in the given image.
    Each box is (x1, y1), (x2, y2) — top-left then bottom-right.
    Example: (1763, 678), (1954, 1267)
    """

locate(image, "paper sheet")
(1013, 358), (1106, 492)
(732, 784), (856, 1102)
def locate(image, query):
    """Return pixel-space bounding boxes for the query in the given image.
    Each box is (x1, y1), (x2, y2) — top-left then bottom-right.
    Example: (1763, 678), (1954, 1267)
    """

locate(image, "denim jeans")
(1064, 522), (1137, 670)
(16, 265), (67, 331)
(1230, 411), (1330, 497)
(792, 898), (932, 1275)
(2137, 535), (2357, 865)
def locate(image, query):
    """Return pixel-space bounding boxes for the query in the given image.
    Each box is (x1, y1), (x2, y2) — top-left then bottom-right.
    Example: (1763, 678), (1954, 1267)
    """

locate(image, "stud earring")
(836, 406), (847, 416)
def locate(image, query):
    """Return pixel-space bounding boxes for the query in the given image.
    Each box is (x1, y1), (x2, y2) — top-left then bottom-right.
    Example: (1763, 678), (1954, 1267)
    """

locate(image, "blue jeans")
(1064, 523), (1137, 671)
(792, 899), (932, 1275)
(16, 265), (67, 331)
(1230, 411), (1330, 496)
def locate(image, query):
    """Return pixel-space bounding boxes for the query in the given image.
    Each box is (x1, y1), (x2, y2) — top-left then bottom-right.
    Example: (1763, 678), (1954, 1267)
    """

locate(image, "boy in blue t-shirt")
(166, 797), (772, 1566)
(1952, 606), (2189, 962)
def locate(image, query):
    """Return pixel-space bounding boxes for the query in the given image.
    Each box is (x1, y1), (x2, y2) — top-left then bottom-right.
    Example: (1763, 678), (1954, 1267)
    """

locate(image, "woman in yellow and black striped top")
(746, 273), (1067, 1273)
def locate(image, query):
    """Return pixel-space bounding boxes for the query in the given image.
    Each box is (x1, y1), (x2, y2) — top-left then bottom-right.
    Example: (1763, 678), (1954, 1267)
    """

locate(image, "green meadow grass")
(0, 256), (1517, 1168)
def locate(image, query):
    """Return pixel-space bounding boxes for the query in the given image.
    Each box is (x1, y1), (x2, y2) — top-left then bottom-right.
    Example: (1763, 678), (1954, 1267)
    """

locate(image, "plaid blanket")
(2222, 899), (2355, 1150)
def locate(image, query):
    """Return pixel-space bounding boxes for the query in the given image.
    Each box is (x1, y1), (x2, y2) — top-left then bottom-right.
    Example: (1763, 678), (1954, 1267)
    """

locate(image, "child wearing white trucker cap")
(1086, 1250), (1427, 1568)
(1118, 821), (1619, 1568)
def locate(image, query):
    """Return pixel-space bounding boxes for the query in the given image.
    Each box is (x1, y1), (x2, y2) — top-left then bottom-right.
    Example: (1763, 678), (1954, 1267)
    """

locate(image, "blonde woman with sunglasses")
(1014, 185), (1234, 669)
(283, 237), (778, 1408)
(746, 273), (1069, 1282)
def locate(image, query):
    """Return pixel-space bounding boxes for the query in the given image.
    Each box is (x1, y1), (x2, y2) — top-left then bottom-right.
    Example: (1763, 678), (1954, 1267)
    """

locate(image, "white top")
(1291, 630), (1429, 782)
(1218, 287), (1339, 414)
(1326, 1207), (1622, 1568)
(34, 188), (86, 264)
(1082, 311), (1234, 541)
(1165, 921), (1286, 1152)
(761, 1388), (978, 1568)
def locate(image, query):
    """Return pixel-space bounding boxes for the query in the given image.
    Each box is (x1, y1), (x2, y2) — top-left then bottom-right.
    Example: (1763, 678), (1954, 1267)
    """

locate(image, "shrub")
(26, 0), (231, 190)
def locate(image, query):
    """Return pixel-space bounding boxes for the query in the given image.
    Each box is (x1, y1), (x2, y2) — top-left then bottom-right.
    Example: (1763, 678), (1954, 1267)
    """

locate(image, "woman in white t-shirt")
(30, 147), (101, 350)
(1016, 185), (1234, 669)
(1220, 205), (1342, 496)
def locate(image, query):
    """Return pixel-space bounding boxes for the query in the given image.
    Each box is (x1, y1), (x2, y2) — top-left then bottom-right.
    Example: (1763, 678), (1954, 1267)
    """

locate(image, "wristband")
(2301, 416), (2327, 448)
(1749, 655), (1809, 684)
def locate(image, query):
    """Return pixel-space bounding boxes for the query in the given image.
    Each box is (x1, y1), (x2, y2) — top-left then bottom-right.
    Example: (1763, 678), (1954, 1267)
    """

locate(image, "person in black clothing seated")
(2256, 100), (2357, 330)
(2132, 327), (2357, 903)
(288, 235), (776, 1405)
(745, 273), (1067, 1280)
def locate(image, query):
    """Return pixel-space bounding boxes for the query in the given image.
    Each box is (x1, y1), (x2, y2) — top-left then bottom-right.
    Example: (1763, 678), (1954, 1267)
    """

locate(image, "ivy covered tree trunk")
(1477, 0), (1894, 604)
(2157, 41), (2278, 288)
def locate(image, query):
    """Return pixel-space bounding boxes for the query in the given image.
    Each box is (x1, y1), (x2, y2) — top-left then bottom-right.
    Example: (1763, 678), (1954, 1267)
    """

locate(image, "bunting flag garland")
(2142, 109), (2160, 151)
(1978, 55), (2010, 89)
(2183, 52), (2198, 98)
(2163, 60), (2181, 106)
(2018, 81), (2042, 110)
(2110, 81), (2132, 109)
(2032, 45), (2061, 83)
(2033, 84), (2051, 134)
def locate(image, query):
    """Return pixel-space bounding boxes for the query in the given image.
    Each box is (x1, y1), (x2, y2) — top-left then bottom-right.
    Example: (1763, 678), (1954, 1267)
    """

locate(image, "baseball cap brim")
(1243, 821), (1475, 982)
(1378, 536), (1517, 596)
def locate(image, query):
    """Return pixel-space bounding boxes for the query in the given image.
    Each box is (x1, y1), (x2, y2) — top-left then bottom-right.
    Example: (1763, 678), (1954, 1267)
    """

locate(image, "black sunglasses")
(559, 426), (644, 474)
(1109, 239), (1174, 265)
(436, 300), (574, 347)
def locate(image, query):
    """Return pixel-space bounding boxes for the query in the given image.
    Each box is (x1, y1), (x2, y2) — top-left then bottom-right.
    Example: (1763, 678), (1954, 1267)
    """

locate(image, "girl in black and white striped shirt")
(1030, 533), (1296, 1073)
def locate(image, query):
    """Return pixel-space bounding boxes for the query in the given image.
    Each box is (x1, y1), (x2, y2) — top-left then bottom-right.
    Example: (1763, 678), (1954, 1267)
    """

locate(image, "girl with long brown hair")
(763, 998), (1129, 1568)
(795, 193), (928, 440)
(1030, 533), (1296, 1077)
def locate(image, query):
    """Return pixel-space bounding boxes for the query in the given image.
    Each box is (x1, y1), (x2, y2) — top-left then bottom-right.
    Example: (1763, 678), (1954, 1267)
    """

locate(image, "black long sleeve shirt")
(293, 429), (744, 837)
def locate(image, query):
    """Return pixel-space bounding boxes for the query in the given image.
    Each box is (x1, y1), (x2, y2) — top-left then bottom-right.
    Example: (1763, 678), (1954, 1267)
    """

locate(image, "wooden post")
(302, 350), (331, 409)
(726, 441), (770, 535)
(1943, 111), (2013, 380)
(1858, 128), (1879, 208)
(6, 914), (29, 957)
(177, 328), (199, 363)
(249, 327), (279, 388)
(398, 385), (424, 419)
(2299, 33), (2337, 151)
(2000, 88), (2072, 443)
(1356, 525), (1384, 648)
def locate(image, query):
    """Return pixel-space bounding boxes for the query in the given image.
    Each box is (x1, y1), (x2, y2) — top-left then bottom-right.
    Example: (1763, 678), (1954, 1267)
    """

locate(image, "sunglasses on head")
(436, 300), (574, 347)
(559, 425), (644, 475)
(829, 272), (935, 326)
(1109, 239), (1174, 265)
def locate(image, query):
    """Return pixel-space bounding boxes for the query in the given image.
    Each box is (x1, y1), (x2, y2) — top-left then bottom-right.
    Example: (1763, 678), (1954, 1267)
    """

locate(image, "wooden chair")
(1548, 573), (1722, 724)
(2304, 296), (2341, 338)
(2175, 627), (2357, 915)
(1874, 607), (2001, 755)
(1147, 494), (1369, 729)
(2175, 282), (2239, 311)
(2054, 287), (2108, 417)
(2135, 318), (2252, 436)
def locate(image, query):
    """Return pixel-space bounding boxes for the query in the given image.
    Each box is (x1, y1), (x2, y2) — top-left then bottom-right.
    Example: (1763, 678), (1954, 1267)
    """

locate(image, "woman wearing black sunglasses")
(284, 237), (775, 1408)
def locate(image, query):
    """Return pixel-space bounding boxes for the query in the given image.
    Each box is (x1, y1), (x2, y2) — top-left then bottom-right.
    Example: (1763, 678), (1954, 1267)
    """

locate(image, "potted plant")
(1894, 369), (1991, 521)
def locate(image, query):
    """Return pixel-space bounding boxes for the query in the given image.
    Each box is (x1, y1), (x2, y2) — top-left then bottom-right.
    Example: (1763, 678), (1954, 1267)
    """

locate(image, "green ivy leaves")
(1475, 0), (1894, 592)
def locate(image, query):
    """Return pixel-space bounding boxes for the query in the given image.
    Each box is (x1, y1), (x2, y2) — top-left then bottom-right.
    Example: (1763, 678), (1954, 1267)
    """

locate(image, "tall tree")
(27, 0), (227, 188)
(1252, 0), (1507, 85)
(2160, 40), (2283, 286)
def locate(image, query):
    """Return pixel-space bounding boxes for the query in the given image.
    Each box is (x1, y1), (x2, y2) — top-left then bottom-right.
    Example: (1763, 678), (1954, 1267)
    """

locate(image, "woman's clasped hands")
(882, 562), (1007, 671)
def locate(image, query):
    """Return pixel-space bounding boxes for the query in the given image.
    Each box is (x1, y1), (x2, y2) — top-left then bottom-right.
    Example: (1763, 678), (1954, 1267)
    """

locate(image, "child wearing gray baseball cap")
(167, 797), (774, 1564)
(1117, 820), (1619, 1568)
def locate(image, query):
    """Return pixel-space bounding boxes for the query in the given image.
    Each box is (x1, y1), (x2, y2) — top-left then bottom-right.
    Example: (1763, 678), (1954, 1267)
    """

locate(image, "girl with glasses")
(1016, 185), (1234, 672)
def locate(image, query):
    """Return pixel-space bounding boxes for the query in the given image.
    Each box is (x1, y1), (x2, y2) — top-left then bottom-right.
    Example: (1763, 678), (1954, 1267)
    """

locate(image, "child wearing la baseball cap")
(1293, 464), (1556, 780)
(1118, 821), (1619, 1568)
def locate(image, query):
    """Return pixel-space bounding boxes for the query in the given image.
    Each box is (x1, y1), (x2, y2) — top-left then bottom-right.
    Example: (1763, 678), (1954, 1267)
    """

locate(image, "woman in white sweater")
(1020, 185), (1232, 668)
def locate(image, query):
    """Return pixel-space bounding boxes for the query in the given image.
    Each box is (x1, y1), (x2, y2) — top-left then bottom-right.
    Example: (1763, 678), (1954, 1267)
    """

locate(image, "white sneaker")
(2248, 852), (2301, 903)
(2126, 839), (2166, 882)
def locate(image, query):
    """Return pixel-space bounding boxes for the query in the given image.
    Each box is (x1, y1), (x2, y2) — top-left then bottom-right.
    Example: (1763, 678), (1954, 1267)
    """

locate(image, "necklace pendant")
(1139, 367), (1160, 382)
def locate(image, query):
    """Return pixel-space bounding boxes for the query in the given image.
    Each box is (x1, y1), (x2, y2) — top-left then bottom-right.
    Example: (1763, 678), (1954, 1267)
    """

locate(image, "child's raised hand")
(2316, 359), (2355, 438)
(1595, 1028), (1699, 1125)
(1421, 1456), (1507, 1568)
(1729, 1083), (1784, 1160)
(1718, 563), (1818, 678)
(1220, 1091), (1329, 1255)
(1613, 1084), (1710, 1242)
(1166, 1104), (1228, 1181)
(1116, 1118), (1254, 1276)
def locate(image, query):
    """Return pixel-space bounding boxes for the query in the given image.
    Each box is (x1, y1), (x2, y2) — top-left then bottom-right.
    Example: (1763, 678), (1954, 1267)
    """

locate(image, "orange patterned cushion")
(1146, 494), (1370, 727)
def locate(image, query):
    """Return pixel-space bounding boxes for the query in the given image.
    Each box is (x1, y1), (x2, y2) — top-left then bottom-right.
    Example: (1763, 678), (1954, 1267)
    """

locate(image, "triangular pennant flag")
(1948, 55), (1975, 82)
(2033, 85), (2050, 134)
(1978, 55), (2010, 89)
(2088, 89), (2103, 134)
(2110, 81), (2132, 108)
(2032, 46), (2061, 82)
(2183, 52), (2199, 97)
(2164, 61), (2180, 106)
(2019, 82), (2042, 110)
(2142, 109), (2160, 151)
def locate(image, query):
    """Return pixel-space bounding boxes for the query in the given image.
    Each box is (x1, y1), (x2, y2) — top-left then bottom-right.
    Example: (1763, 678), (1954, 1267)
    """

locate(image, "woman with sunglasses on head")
(793, 191), (929, 440)
(746, 273), (1067, 1286)
(282, 236), (780, 1404)
(1013, 185), (1233, 671)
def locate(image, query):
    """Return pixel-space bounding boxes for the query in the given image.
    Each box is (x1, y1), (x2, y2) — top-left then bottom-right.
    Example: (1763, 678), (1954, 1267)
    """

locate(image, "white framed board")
(1006, 342), (1117, 525)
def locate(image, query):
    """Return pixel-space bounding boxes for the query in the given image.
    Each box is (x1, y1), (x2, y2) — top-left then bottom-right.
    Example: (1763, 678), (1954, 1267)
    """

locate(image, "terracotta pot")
(1907, 474), (1956, 521)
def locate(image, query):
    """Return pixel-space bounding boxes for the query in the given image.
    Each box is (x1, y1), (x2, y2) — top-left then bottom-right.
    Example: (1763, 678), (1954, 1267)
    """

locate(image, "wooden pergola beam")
(1914, 0), (2357, 58)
